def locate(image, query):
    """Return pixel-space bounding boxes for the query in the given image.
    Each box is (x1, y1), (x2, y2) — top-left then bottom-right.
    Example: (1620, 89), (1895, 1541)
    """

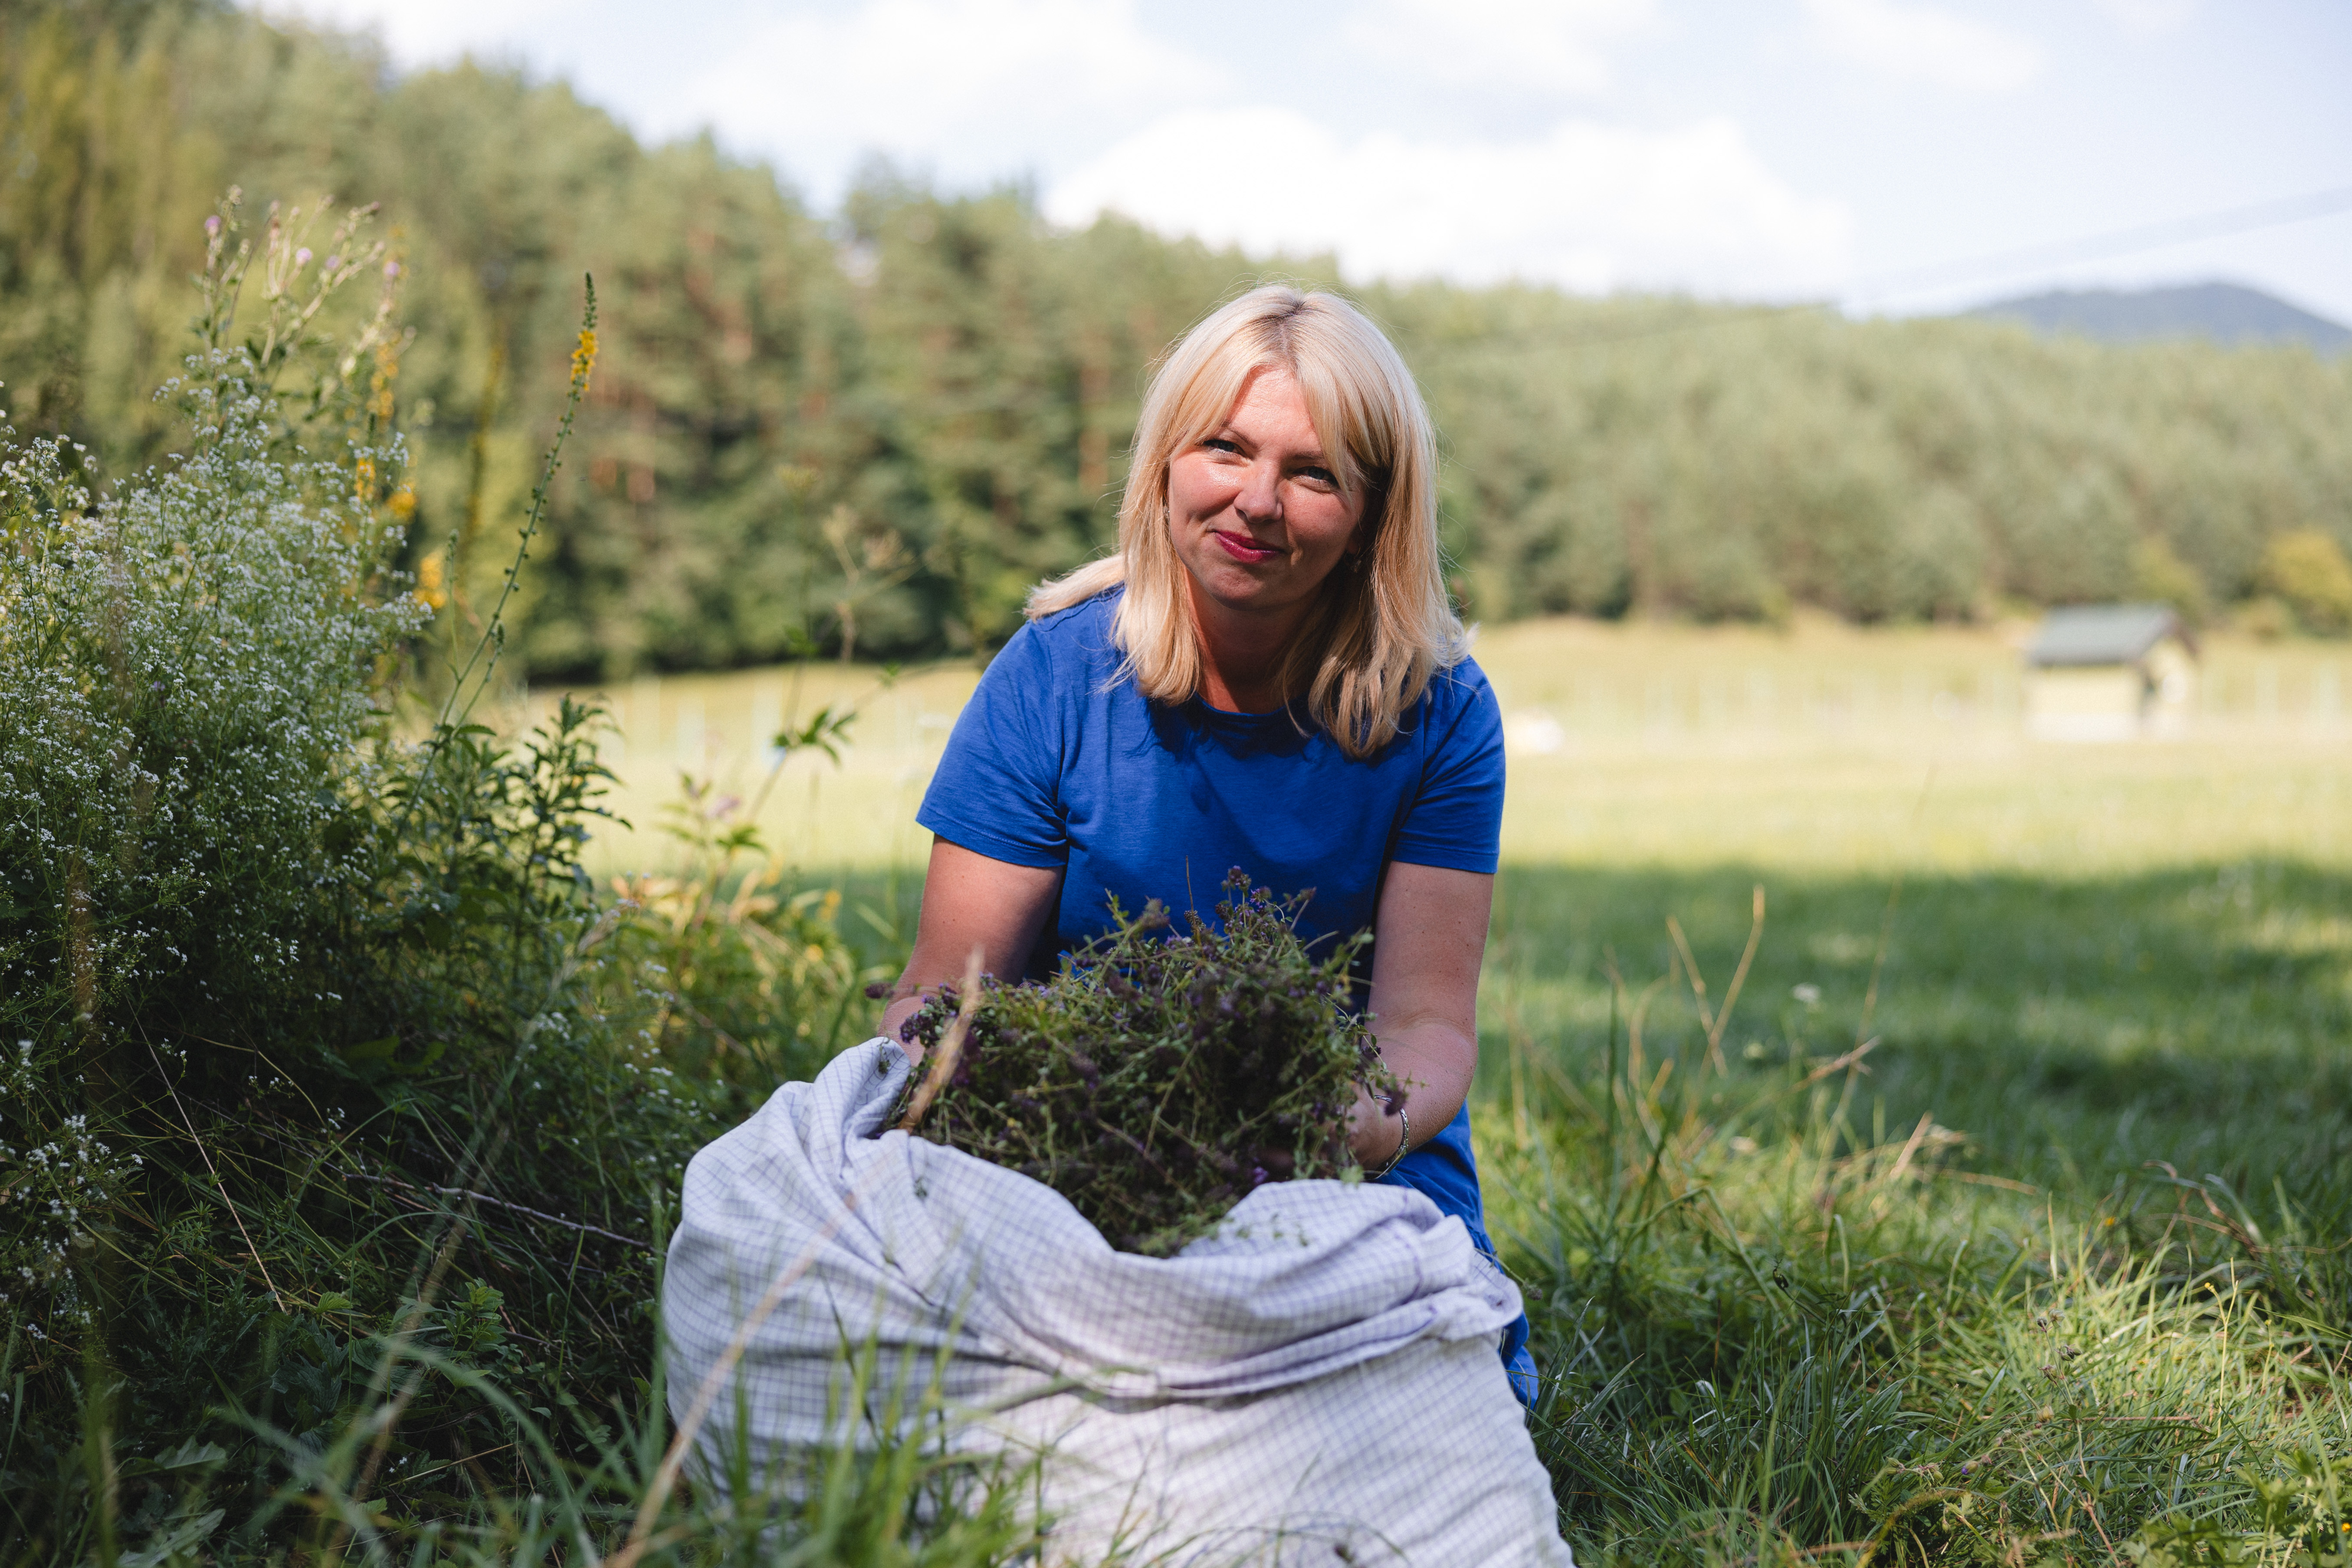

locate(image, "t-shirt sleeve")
(916, 623), (1070, 869)
(1388, 662), (1506, 874)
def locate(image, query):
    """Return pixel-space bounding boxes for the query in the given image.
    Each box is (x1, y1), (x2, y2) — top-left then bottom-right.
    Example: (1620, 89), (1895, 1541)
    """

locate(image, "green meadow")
(544, 618), (2352, 876)
(540, 620), (2352, 1564)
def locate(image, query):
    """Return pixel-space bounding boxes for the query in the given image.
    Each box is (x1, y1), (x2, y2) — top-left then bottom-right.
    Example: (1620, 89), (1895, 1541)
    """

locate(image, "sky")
(266, 0), (2352, 322)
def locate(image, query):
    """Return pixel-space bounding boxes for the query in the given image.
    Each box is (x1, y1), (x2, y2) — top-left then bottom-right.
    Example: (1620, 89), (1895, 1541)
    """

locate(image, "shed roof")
(2025, 604), (2194, 667)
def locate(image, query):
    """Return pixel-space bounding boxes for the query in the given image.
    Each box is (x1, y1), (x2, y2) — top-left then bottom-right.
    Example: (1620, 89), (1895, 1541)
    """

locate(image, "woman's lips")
(1210, 528), (1283, 564)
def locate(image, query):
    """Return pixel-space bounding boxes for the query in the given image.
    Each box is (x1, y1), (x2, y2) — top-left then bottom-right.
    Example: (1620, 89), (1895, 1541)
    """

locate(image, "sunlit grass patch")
(540, 618), (2352, 878)
(1459, 871), (2352, 1566)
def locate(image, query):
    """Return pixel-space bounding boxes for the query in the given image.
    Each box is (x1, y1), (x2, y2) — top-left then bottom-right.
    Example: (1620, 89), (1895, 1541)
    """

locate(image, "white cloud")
(261, 0), (567, 63)
(1043, 108), (1852, 298)
(672, 0), (1214, 200)
(254, 0), (1848, 299)
(1804, 0), (2044, 92)
(1341, 0), (1654, 95)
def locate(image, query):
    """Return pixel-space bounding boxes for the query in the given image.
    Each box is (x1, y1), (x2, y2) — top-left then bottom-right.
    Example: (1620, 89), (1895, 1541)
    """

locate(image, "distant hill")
(1963, 282), (2351, 354)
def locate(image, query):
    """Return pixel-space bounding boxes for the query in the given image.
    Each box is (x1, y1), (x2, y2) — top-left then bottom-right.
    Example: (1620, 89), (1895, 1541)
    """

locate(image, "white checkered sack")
(664, 1038), (1574, 1566)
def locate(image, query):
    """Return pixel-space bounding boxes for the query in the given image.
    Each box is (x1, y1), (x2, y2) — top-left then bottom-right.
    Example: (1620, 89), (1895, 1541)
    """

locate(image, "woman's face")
(1165, 365), (1367, 624)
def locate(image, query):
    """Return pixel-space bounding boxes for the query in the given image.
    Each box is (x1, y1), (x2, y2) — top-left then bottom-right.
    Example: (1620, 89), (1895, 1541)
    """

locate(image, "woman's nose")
(1232, 460), (1282, 526)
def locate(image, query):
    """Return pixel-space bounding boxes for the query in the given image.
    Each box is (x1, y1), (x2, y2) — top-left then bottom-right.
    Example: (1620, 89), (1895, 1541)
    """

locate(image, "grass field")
(525, 618), (2352, 1564)
(533, 616), (2352, 875)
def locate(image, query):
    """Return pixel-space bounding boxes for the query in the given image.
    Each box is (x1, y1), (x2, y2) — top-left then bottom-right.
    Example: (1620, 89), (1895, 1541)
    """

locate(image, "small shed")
(2022, 604), (2198, 741)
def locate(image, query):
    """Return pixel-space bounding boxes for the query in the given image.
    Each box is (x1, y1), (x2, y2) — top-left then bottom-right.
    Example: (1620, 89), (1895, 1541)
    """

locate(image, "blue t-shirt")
(917, 587), (1532, 1397)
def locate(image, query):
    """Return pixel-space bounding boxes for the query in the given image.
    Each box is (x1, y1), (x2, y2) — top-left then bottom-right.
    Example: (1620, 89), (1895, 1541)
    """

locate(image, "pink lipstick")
(1211, 529), (1283, 564)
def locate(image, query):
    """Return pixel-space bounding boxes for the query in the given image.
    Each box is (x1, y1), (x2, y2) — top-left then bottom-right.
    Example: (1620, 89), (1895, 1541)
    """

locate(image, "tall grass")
(1464, 884), (2352, 1567)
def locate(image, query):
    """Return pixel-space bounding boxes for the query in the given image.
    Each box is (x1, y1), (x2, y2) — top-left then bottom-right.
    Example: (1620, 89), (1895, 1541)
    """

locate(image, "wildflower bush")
(0, 197), (895, 1565)
(0, 1039), (140, 1311)
(890, 871), (1400, 1256)
(0, 377), (420, 1045)
(0, 200), (423, 1355)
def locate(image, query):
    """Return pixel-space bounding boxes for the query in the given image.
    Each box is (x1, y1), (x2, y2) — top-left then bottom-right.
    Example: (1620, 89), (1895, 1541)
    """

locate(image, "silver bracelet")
(1369, 1105), (1412, 1180)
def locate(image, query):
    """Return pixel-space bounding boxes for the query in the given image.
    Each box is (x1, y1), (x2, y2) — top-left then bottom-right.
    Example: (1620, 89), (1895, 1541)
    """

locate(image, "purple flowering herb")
(884, 868), (1394, 1256)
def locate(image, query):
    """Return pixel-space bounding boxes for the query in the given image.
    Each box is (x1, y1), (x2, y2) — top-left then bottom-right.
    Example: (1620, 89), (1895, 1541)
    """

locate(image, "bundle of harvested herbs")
(883, 870), (1404, 1256)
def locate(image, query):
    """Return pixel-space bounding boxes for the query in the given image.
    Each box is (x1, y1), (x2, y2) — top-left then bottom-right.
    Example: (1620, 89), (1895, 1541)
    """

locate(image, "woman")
(880, 283), (1533, 1400)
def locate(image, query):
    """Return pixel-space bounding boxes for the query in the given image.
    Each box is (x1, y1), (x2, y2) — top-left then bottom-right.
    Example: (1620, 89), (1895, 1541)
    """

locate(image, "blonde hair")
(1028, 284), (1467, 759)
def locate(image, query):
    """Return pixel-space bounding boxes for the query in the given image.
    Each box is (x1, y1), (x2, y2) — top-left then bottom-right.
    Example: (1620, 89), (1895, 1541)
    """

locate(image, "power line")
(1842, 182), (2352, 308)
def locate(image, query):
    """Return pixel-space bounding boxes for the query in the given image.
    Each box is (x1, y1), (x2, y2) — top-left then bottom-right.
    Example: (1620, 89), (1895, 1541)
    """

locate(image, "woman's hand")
(879, 837), (1063, 1053)
(1351, 861), (1494, 1169)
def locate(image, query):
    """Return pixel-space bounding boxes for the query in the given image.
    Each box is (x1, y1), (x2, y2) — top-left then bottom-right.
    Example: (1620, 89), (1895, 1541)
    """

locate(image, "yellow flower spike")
(571, 329), (598, 390)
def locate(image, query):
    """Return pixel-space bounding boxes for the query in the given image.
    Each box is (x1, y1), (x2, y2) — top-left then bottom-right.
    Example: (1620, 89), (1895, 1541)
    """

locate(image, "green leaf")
(119, 1509), (224, 1568)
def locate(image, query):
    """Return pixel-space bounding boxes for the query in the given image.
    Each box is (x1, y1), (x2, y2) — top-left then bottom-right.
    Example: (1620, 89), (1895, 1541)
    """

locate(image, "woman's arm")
(1355, 862), (1494, 1167)
(878, 837), (1063, 1050)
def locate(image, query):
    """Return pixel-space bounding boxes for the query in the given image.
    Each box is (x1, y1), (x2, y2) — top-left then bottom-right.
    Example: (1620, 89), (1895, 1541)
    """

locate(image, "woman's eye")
(1201, 437), (1240, 455)
(1297, 467), (1337, 488)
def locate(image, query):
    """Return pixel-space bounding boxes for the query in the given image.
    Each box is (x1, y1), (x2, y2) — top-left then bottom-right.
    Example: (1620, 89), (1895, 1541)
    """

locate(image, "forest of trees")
(8, 0), (2352, 677)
